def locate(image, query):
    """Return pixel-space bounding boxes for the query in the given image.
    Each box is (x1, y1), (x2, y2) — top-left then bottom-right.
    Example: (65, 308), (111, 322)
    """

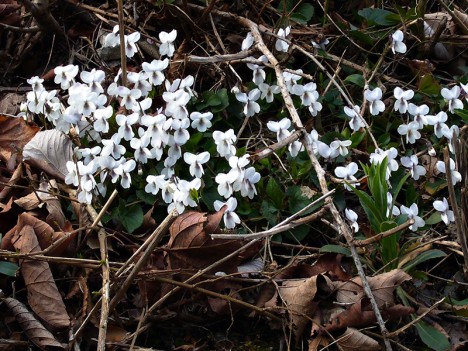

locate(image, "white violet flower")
(393, 87), (414, 113)
(183, 151), (210, 178)
(391, 30), (407, 54)
(436, 159), (462, 185)
(441, 86), (463, 113)
(214, 197), (241, 229)
(190, 111), (213, 132)
(364, 87), (385, 116)
(400, 203), (425, 231)
(433, 198), (455, 225)
(159, 29), (177, 57)
(334, 162), (359, 190)
(397, 121), (421, 144)
(275, 26), (291, 52)
(345, 208), (359, 233)
(344, 105), (365, 132)
(400, 155), (426, 180)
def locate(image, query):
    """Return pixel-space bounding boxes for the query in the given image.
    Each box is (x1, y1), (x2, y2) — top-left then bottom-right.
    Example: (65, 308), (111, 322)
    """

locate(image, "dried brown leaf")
(334, 269), (411, 307)
(278, 274), (333, 340)
(22, 130), (73, 182)
(0, 115), (39, 162)
(166, 208), (250, 273)
(3, 297), (64, 350)
(12, 225), (70, 330)
(335, 328), (380, 351)
(320, 298), (413, 332)
(0, 93), (23, 115)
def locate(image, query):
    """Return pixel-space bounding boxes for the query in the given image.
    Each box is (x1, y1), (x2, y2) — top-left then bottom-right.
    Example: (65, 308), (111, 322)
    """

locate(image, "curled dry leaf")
(278, 274), (333, 340)
(14, 180), (66, 229)
(335, 328), (380, 351)
(334, 269), (411, 307)
(3, 297), (64, 350)
(22, 129), (73, 182)
(0, 114), (39, 162)
(2, 213), (72, 256)
(0, 93), (23, 115)
(11, 224), (70, 330)
(254, 253), (350, 314)
(166, 208), (258, 273)
(320, 298), (414, 332)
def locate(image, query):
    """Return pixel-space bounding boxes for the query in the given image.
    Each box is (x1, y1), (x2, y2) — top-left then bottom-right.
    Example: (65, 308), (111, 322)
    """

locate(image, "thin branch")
(108, 210), (178, 312)
(353, 219), (414, 247)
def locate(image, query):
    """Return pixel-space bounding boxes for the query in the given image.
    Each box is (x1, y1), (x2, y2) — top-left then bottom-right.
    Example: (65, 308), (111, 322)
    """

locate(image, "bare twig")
(117, 0), (127, 86)
(86, 204), (111, 351)
(108, 210), (178, 312)
(211, 190), (333, 240)
(444, 147), (468, 278)
(353, 219), (415, 247)
(387, 297), (445, 338)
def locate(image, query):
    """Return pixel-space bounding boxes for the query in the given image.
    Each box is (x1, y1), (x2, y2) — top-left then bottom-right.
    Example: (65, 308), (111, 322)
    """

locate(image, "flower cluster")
(19, 26), (466, 234)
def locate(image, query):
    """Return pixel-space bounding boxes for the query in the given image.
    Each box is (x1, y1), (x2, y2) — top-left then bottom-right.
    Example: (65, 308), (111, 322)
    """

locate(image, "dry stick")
(83, 188), (118, 351)
(87, 203), (111, 351)
(108, 210), (178, 312)
(353, 219), (414, 247)
(145, 275), (280, 321)
(252, 129), (303, 161)
(212, 207), (327, 240)
(0, 250), (123, 268)
(70, 210), (177, 343)
(444, 148), (468, 277)
(117, 0), (127, 87)
(196, 9), (393, 350)
(387, 297), (445, 338)
(211, 191), (332, 240)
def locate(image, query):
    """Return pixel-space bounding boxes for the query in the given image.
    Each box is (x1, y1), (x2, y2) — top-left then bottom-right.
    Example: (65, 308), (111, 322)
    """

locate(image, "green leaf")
(454, 108), (468, 123)
(358, 8), (400, 26)
(287, 185), (312, 214)
(112, 201), (144, 234)
(266, 178), (284, 210)
(0, 261), (19, 277)
(344, 74), (365, 88)
(291, 3), (314, 24)
(351, 186), (382, 233)
(261, 200), (278, 226)
(136, 189), (157, 205)
(379, 221), (399, 267)
(425, 211), (442, 225)
(414, 321), (450, 351)
(418, 74), (441, 96)
(347, 30), (374, 46)
(402, 249), (446, 272)
(445, 297), (468, 306)
(350, 131), (366, 148)
(320, 245), (351, 256)
(286, 225), (309, 241)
